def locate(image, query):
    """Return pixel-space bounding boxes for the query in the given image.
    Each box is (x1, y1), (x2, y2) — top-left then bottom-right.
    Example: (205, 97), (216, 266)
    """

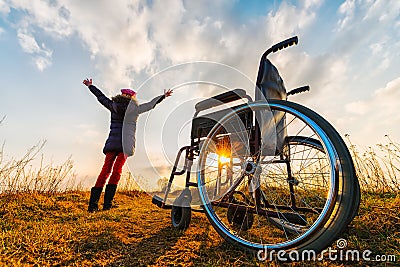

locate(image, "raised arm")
(138, 89), (173, 114)
(83, 78), (115, 112)
(138, 95), (165, 114)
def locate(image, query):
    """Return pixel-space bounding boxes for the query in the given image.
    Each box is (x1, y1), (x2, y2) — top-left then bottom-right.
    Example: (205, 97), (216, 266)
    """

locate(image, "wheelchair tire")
(197, 100), (360, 258)
(171, 198), (191, 230)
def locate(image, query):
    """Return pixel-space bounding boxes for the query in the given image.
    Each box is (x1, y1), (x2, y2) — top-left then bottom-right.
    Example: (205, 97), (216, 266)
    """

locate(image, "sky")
(0, 0), (399, 189)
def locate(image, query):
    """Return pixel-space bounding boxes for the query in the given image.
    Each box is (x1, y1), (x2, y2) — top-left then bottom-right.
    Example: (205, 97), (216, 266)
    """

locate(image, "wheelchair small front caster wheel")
(171, 197), (191, 230)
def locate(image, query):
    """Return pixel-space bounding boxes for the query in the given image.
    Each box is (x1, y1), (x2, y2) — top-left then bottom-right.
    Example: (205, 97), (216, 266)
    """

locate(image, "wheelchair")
(152, 36), (360, 256)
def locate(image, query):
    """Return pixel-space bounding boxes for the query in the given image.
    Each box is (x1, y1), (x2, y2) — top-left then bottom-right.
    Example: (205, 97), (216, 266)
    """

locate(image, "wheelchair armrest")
(191, 103), (253, 140)
(194, 89), (250, 113)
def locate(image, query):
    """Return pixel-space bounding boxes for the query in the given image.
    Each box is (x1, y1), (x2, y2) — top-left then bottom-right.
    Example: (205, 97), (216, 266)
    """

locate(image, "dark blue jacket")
(89, 85), (164, 156)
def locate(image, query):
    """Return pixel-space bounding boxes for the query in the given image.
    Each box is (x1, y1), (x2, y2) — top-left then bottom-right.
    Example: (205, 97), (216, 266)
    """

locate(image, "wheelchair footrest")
(152, 195), (172, 209)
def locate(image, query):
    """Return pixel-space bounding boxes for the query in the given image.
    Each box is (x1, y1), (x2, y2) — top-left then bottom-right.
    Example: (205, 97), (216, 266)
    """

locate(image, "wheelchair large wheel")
(197, 100), (360, 257)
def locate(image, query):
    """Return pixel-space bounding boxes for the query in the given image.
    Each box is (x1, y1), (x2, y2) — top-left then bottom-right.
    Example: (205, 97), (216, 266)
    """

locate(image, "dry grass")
(0, 141), (78, 194)
(346, 191), (400, 257)
(0, 132), (399, 265)
(0, 192), (253, 266)
(346, 135), (400, 192)
(0, 191), (398, 266)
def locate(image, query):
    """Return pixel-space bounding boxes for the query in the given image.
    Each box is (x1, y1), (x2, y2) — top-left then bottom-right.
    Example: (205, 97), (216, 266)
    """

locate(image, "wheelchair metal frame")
(152, 36), (316, 222)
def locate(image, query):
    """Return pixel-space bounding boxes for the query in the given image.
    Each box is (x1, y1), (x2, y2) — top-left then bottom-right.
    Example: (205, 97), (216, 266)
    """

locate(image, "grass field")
(0, 190), (399, 266)
(1, 136), (399, 266)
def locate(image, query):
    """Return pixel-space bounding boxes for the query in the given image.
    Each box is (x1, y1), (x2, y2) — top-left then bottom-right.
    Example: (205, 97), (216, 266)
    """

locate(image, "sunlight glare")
(218, 155), (231, 164)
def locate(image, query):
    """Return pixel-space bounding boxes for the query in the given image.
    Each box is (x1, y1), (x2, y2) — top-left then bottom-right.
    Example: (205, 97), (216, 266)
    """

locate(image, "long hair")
(112, 94), (138, 106)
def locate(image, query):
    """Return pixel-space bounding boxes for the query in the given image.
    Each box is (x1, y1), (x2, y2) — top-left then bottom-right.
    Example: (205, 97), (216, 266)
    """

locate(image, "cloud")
(3, 0), (72, 71)
(334, 0), (400, 50)
(0, 27), (4, 35)
(336, 0), (400, 32)
(17, 30), (42, 53)
(345, 100), (368, 115)
(0, 0), (10, 14)
(342, 76), (400, 140)
(327, 0), (400, 108)
(265, 0), (322, 40)
(17, 29), (52, 71)
(336, 0), (355, 31)
(363, 0), (400, 23)
(1, 0), (398, 101)
(2, 0), (400, 178)
(374, 76), (400, 98)
(34, 56), (52, 71)
(373, 77), (400, 118)
(7, 0), (72, 38)
(1, 0), (326, 90)
(73, 124), (102, 147)
(51, 0), (158, 90)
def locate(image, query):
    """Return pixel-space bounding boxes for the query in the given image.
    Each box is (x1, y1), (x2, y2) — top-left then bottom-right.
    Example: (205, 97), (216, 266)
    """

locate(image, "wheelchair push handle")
(287, 85), (310, 96)
(262, 36), (298, 59)
(256, 36), (299, 88)
(270, 36), (298, 53)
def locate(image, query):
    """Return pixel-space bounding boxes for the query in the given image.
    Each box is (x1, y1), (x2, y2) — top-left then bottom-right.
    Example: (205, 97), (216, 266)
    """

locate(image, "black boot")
(103, 184), (117, 210)
(88, 187), (102, 213)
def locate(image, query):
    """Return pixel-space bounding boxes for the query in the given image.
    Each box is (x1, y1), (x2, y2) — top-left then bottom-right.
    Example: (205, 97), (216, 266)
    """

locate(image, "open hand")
(164, 89), (173, 97)
(83, 78), (93, 87)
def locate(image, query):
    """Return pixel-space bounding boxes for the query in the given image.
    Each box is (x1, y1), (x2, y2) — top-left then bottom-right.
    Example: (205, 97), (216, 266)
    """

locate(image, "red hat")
(121, 88), (136, 96)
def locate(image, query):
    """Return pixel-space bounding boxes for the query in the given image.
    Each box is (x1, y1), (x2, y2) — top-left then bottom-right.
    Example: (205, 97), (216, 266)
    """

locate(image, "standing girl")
(83, 78), (172, 212)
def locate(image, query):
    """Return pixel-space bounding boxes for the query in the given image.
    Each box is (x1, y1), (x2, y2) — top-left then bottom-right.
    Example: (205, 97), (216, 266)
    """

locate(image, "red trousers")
(94, 152), (127, 188)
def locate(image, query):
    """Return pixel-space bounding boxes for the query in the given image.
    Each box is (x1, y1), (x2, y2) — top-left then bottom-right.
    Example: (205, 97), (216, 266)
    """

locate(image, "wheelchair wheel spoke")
(197, 100), (358, 254)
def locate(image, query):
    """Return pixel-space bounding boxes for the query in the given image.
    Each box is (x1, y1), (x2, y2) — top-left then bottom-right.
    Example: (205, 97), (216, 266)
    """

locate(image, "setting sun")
(218, 155), (231, 164)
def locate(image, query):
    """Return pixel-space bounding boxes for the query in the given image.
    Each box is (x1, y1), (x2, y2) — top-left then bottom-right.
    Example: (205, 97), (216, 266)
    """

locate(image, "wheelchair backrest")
(255, 58), (286, 101)
(255, 58), (287, 155)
